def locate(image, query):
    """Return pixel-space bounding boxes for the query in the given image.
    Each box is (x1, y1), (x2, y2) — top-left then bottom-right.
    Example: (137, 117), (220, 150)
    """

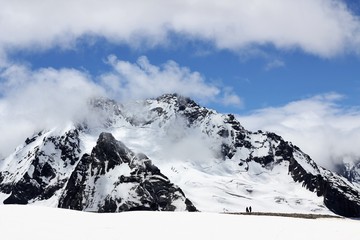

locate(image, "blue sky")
(8, 36), (360, 114)
(1, 0), (360, 168)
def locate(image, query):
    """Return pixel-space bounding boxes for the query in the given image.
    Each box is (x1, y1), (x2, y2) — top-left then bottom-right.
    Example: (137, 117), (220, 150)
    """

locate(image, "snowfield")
(0, 205), (359, 240)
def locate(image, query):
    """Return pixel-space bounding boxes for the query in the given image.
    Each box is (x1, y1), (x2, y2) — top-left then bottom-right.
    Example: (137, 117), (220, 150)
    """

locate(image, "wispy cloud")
(238, 93), (360, 170)
(100, 55), (241, 105)
(219, 87), (243, 107)
(264, 59), (285, 71)
(0, 0), (360, 60)
(0, 64), (104, 156)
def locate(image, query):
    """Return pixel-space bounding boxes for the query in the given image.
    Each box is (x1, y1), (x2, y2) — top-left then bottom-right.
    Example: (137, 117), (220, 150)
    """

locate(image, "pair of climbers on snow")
(245, 206), (252, 213)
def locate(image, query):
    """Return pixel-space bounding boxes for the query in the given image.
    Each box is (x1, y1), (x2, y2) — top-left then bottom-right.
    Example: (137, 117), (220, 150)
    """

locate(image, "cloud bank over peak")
(0, 64), (104, 157)
(238, 93), (360, 170)
(1, 0), (360, 58)
(101, 55), (242, 106)
(0, 55), (241, 157)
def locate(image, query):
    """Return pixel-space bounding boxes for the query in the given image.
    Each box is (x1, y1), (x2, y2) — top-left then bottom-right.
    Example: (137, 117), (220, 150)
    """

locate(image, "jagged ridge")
(59, 132), (196, 212)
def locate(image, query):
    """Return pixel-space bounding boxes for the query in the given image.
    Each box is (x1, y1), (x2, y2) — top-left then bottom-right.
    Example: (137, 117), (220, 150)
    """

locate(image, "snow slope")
(80, 115), (330, 214)
(0, 205), (358, 240)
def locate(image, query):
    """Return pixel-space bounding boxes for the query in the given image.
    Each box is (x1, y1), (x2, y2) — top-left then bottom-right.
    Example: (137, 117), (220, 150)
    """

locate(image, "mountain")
(0, 127), (195, 212)
(58, 132), (196, 212)
(1, 93), (360, 217)
(335, 158), (360, 187)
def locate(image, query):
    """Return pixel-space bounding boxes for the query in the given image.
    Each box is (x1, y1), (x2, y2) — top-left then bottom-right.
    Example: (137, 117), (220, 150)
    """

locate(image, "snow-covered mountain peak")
(1, 94), (360, 217)
(118, 93), (214, 129)
(154, 93), (201, 108)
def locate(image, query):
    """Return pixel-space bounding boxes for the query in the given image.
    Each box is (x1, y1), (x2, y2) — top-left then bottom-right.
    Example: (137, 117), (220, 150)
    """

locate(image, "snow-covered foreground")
(0, 205), (359, 240)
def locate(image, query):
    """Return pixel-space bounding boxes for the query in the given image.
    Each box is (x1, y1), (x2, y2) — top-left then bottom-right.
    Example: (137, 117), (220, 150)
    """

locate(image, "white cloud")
(220, 88), (243, 107)
(0, 0), (360, 58)
(100, 55), (241, 105)
(0, 64), (104, 157)
(156, 116), (220, 166)
(238, 93), (360, 170)
(265, 59), (285, 71)
(0, 55), (241, 157)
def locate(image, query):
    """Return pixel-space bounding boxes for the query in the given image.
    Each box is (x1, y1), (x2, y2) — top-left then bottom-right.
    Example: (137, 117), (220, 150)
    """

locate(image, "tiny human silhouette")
(246, 207), (249, 213)
(249, 206), (252, 213)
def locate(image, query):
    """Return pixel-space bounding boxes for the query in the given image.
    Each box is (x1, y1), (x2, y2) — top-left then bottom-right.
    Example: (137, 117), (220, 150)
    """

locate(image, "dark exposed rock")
(155, 93), (210, 126)
(217, 128), (229, 138)
(91, 133), (130, 174)
(58, 132), (197, 212)
(25, 131), (43, 145)
(221, 143), (234, 160)
(273, 136), (360, 218)
(335, 160), (360, 184)
(58, 153), (91, 210)
(322, 174), (360, 218)
(251, 155), (274, 167)
(151, 107), (164, 116)
(0, 129), (81, 204)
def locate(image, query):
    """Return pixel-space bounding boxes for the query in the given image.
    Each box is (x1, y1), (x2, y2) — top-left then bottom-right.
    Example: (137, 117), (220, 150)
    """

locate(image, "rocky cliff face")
(336, 159), (360, 184)
(0, 129), (81, 204)
(1, 93), (360, 217)
(58, 132), (196, 212)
